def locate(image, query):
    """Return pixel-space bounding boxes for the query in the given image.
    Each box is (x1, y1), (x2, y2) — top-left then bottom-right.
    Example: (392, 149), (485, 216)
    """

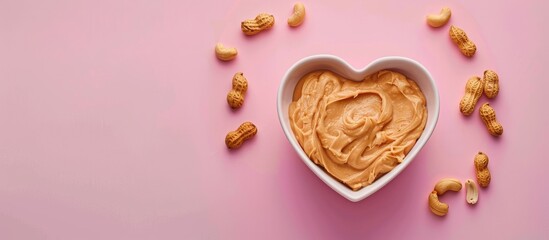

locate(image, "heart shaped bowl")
(277, 55), (439, 202)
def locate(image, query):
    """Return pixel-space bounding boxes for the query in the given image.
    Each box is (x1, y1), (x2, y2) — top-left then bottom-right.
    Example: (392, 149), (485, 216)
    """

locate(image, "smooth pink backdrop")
(1, 0), (547, 239)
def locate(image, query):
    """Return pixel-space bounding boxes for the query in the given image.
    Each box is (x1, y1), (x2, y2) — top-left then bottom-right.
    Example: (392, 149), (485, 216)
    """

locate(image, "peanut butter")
(289, 70), (427, 191)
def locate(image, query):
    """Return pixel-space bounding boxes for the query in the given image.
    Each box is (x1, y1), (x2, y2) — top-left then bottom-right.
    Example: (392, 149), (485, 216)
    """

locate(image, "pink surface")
(0, 0), (547, 239)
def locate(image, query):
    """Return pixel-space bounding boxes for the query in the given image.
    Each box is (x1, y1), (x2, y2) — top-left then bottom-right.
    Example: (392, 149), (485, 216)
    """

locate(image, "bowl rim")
(277, 54), (440, 202)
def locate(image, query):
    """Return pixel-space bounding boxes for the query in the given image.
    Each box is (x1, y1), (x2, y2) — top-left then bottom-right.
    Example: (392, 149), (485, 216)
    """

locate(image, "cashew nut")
(429, 191), (449, 216)
(434, 178), (462, 195)
(426, 7), (451, 28)
(465, 179), (478, 205)
(288, 2), (306, 27)
(215, 43), (237, 61)
(429, 178), (462, 216)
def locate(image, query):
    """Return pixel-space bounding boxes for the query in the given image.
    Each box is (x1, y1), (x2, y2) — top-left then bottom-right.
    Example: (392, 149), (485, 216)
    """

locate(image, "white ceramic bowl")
(277, 55), (440, 202)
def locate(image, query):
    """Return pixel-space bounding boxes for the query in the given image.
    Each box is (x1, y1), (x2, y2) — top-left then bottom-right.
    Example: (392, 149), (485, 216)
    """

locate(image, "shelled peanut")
(479, 103), (503, 136)
(483, 70), (499, 98)
(227, 72), (248, 109)
(465, 179), (478, 205)
(449, 25), (477, 57)
(474, 152), (491, 187)
(241, 13), (275, 35)
(225, 122), (257, 149)
(459, 76), (484, 115)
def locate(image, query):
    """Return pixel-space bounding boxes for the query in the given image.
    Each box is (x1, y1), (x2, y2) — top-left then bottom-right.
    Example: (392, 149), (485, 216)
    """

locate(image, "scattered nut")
(459, 76), (484, 115)
(483, 70), (500, 98)
(429, 191), (449, 217)
(215, 43), (237, 61)
(225, 122), (257, 149)
(227, 72), (248, 109)
(474, 152), (492, 187)
(288, 2), (306, 27)
(434, 178), (462, 195)
(426, 7), (451, 28)
(479, 103), (503, 136)
(465, 179), (478, 204)
(241, 13), (275, 35)
(449, 25), (477, 57)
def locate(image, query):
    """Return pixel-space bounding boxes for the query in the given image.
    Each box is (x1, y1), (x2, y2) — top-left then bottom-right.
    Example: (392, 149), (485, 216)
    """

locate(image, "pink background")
(0, 0), (547, 239)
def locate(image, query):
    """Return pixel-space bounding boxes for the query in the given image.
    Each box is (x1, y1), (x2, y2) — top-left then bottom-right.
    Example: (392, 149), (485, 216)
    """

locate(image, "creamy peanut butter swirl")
(289, 70), (427, 191)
